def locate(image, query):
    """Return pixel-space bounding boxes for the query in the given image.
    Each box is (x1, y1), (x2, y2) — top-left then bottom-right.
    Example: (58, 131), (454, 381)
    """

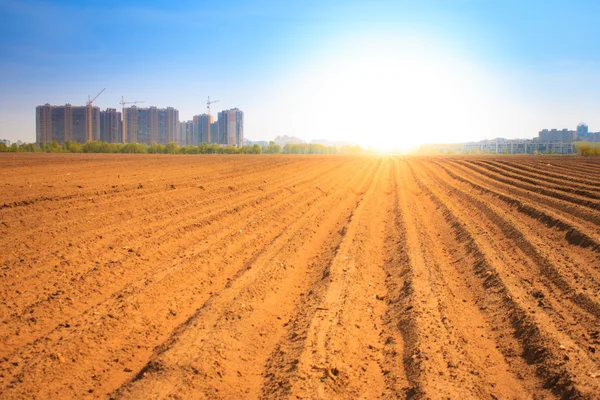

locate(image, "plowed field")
(1, 154), (600, 399)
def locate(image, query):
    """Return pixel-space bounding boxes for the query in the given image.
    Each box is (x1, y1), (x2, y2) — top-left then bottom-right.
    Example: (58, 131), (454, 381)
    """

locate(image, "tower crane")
(86, 88), (105, 142)
(119, 96), (145, 108)
(205, 96), (220, 144)
(87, 88), (106, 106)
(120, 96), (145, 143)
(207, 96), (219, 117)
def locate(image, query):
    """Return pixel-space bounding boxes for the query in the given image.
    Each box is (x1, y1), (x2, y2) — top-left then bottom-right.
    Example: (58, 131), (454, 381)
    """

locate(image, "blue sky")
(1, 0), (599, 148)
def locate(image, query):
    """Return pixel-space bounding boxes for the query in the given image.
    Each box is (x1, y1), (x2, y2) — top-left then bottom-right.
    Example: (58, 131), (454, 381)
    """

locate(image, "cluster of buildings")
(178, 109), (244, 147)
(538, 124), (600, 142)
(464, 138), (576, 155)
(573, 123), (600, 142)
(463, 123), (599, 155)
(35, 103), (244, 147)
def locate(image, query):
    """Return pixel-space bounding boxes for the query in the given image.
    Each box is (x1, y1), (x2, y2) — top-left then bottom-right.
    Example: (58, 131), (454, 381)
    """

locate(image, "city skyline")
(31, 99), (600, 146)
(2, 1), (600, 150)
(35, 102), (244, 148)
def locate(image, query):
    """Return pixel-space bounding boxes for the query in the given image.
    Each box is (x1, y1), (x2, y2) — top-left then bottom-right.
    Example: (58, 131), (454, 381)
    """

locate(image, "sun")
(261, 33), (514, 151)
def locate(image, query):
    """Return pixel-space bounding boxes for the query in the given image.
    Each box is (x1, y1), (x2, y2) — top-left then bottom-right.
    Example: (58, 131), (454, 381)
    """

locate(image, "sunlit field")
(2, 154), (600, 398)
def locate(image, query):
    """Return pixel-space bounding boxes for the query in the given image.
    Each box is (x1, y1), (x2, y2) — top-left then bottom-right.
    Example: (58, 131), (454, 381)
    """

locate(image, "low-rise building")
(464, 139), (575, 154)
(539, 128), (576, 142)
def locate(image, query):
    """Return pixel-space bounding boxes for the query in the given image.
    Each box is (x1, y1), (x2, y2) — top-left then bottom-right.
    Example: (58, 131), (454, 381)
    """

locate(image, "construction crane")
(120, 96), (145, 143)
(86, 88), (105, 142)
(87, 88), (106, 106)
(119, 96), (145, 108)
(207, 96), (219, 117)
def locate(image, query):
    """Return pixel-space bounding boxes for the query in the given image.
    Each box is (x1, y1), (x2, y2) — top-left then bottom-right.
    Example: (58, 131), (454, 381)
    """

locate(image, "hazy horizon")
(1, 0), (599, 151)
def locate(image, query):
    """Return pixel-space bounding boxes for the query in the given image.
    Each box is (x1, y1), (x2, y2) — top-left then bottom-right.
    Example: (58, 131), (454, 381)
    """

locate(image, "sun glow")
(258, 33), (523, 151)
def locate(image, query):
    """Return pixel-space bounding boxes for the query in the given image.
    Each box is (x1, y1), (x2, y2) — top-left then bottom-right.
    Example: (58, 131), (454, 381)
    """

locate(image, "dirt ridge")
(1, 154), (599, 399)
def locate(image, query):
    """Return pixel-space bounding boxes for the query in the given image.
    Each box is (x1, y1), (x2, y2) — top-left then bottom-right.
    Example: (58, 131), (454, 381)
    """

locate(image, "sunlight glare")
(261, 34), (517, 151)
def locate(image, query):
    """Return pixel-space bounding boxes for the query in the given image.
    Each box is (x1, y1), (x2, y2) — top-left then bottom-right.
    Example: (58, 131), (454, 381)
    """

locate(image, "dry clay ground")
(1, 153), (600, 399)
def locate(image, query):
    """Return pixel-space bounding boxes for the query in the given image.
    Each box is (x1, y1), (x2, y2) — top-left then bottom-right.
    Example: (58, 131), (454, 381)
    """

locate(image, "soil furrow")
(0, 159), (357, 355)
(110, 159), (382, 399)
(455, 159), (600, 212)
(260, 159), (407, 399)
(408, 160), (597, 398)
(395, 160), (538, 399)
(0, 159), (368, 398)
(491, 159), (600, 189)
(436, 161), (600, 252)
(419, 161), (600, 356)
(2, 154), (600, 399)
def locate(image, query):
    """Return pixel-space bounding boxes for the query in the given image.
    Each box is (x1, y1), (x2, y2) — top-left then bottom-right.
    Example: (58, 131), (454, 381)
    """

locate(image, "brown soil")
(1, 153), (599, 399)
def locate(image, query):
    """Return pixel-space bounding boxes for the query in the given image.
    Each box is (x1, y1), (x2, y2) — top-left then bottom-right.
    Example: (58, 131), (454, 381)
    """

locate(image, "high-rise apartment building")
(197, 114), (213, 144)
(72, 106), (88, 142)
(36, 104), (53, 144)
(189, 113), (214, 144)
(192, 115), (200, 145)
(123, 106), (138, 143)
(139, 107), (158, 144)
(217, 108), (244, 147)
(178, 121), (194, 146)
(123, 106), (179, 145)
(36, 103), (100, 144)
(159, 107), (179, 144)
(100, 108), (122, 143)
(210, 121), (219, 144)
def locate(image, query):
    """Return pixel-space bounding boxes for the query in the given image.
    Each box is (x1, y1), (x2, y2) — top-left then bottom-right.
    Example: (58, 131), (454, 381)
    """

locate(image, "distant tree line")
(573, 142), (600, 156)
(281, 143), (364, 154)
(0, 140), (365, 155)
(0, 140), (265, 154)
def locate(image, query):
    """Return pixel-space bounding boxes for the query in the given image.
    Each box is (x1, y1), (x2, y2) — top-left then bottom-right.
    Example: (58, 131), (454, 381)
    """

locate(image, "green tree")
(223, 145), (239, 154)
(49, 141), (62, 152)
(147, 143), (164, 154)
(121, 142), (146, 153)
(198, 142), (209, 154)
(262, 141), (281, 154)
(239, 145), (252, 154)
(165, 142), (178, 154)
